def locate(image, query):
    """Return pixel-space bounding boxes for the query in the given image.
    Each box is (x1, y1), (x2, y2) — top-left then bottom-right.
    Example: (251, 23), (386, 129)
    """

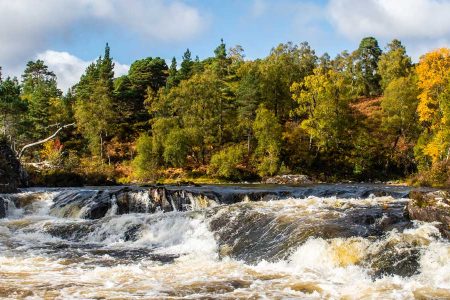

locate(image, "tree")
(378, 39), (412, 89)
(128, 57), (168, 97)
(259, 42), (317, 120)
(213, 39), (230, 78)
(415, 48), (450, 165)
(291, 68), (353, 153)
(166, 57), (179, 89)
(416, 48), (450, 126)
(132, 134), (159, 180)
(21, 60), (62, 140)
(178, 49), (194, 81)
(209, 144), (246, 179)
(163, 128), (189, 167)
(253, 106), (282, 176)
(354, 37), (382, 96)
(236, 61), (263, 153)
(0, 76), (26, 140)
(74, 83), (115, 156)
(74, 44), (116, 158)
(382, 75), (419, 145)
(381, 75), (420, 172)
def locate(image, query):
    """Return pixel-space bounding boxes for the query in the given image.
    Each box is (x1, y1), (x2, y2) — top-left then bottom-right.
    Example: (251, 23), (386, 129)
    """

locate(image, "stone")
(0, 197), (6, 218)
(0, 139), (24, 193)
(263, 174), (313, 185)
(407, 190), (450, 239)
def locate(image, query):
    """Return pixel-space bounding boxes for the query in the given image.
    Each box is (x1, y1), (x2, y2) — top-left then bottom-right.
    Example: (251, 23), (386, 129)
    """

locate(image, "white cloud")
(251, 0), (268, 17)
(37, 50), (129, 92)
(327, 0), (450, 60)
(0, 0), (205, 75)
(107, 0), (205, 42)
(327, 0), (450, 39)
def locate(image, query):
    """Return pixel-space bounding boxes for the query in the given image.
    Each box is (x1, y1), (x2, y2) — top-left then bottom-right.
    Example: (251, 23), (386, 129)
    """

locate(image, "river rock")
(263, 174), (312, 185)
(407, 190), (450, 238)
(0, 197), (6, 218)
(0, 140), (23, 193)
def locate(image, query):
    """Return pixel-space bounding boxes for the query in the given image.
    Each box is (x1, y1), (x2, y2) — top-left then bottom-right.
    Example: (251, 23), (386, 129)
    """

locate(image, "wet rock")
(87, 192), (112, 219)
(165, 189), (218, 211)
(368, 246), (421, 278)
(50, 190), (112, 219)
(0, 140), (24, 193)
(115, 189), (156, 214)
(263, 174), (312, 185)
(0, 197), (6, 218)
(149, 187), (173, 212)
(407, 190), (450, 238)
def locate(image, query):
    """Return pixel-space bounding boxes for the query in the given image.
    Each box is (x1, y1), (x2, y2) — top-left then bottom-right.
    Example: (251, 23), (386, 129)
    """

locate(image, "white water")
(0, 190), (449, 299)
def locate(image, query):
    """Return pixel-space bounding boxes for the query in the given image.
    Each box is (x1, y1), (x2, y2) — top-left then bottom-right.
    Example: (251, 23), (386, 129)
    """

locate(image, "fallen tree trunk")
(17, 123), (75, 159)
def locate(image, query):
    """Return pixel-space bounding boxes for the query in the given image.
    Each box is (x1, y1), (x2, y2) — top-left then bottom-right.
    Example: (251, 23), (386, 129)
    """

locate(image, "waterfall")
(0, 184), (448, 299)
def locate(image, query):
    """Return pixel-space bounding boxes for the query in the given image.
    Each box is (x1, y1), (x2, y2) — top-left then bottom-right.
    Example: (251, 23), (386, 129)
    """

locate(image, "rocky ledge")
(0, 197), (6, 218)
(263, 174), (313, 185)
(407, 190), (450, 238)
(0, 139), (23, 193)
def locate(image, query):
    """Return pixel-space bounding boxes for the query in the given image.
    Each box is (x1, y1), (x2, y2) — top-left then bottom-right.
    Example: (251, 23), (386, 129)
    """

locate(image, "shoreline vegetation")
(1, 38), (450, 188)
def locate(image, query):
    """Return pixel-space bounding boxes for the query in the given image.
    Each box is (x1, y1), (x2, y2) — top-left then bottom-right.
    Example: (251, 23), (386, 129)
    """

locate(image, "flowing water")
(0, 185), (449, 299)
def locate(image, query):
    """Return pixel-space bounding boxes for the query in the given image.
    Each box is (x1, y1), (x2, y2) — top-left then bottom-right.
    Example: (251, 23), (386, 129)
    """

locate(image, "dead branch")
(17, 123), (75, 159)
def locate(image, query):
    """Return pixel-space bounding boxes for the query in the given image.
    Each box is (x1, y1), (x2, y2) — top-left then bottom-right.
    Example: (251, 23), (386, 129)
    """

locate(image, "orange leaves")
(416, 48), (450, 125)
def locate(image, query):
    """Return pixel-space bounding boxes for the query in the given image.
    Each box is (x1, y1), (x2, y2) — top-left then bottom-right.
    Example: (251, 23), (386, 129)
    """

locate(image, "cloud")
(37, 50), (129, 92)
(0, 0), (206, 75)
(251, 0), (268, 17)
(327, 0), (450, 40)
(327, 0), (450, 60)
(107, 0), (205, 42)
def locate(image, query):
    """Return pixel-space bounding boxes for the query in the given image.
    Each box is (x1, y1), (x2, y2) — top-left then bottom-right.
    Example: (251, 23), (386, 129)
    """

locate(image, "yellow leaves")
(40, 139), (63, 165)
(415, 48), (450, 164)
(423, 130), (450, 164)
(416, 48), (450, 124)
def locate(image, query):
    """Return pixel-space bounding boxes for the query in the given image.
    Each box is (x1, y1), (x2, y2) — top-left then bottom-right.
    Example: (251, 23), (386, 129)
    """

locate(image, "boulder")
(407, 190), (450, 238)
(263, 174), (312, 185)
(0, 197), (6, 218)
(0, 139), (23, 193)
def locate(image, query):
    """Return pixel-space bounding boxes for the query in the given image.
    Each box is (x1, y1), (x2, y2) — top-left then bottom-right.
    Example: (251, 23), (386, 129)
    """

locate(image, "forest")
(1, 37), (450, 186)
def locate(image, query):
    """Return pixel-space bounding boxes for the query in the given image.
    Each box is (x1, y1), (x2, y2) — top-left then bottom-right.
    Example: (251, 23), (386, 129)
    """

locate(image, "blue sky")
(1, 0), (450, 91)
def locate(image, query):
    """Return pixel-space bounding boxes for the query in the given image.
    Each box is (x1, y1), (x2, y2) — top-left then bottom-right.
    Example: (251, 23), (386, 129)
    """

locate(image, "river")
(0, 184), (449, 299)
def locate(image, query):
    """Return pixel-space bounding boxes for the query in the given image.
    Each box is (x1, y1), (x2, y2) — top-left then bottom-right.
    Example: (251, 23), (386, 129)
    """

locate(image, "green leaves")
(253, 106), (282, 177)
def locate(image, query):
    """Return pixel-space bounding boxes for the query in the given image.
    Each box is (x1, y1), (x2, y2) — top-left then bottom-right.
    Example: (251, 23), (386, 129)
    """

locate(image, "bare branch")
(17, 123), (75, 159)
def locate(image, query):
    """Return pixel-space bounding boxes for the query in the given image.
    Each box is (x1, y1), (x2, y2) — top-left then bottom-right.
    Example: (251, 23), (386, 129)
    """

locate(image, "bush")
(163, 129), (189, 167)
(131, 134), (159, 181)
(254, 146), (280, 177)
(209, 144), (246, 180)
(253, 106), (282, 177)
(413, 160), (450, 187)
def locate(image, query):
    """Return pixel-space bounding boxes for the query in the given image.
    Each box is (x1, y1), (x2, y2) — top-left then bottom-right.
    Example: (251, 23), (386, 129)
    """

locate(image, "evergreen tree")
(0, 76), (26, 140)
(74, 44), (116, 158)
(21, 60), (62, 140)
(166, 57), (179, 89)
(378, 39), (412, 89)
(354, 37), (382, 96)
(179, 49), (193, 81)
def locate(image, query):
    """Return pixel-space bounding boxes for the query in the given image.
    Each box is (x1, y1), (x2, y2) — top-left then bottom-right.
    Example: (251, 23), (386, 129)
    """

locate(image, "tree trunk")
(100, 134), (104, 161)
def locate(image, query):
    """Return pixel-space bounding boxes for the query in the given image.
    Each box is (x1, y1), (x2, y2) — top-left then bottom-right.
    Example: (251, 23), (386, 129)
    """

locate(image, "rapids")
(0, 184), (449, 299)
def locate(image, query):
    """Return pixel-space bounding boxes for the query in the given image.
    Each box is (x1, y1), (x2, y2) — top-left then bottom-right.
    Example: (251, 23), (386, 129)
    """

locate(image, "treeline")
(1, 38), (450, 185)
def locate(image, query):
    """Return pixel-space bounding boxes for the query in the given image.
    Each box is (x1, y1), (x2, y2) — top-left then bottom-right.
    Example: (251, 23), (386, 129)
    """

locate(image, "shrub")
(132, 134), (159, 181)
(209, 144), (246, 180)
(163, 129), (189, 167)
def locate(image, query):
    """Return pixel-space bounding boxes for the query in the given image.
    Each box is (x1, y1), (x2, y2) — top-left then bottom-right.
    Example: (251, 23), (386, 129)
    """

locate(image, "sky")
(1, 0), (450, 91)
